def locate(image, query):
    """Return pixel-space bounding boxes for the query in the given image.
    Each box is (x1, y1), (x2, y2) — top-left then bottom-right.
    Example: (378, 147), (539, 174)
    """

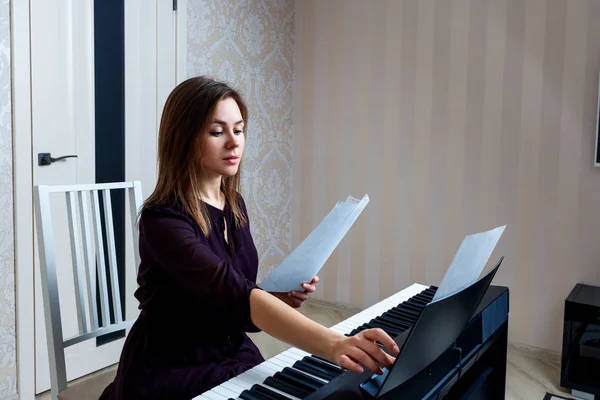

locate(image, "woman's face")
(200, 97), (245, 179)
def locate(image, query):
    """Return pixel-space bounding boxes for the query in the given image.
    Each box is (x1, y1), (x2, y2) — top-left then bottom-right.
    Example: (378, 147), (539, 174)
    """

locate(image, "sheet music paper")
(259, 194), (369, 292)
(432, 225), (506, 302)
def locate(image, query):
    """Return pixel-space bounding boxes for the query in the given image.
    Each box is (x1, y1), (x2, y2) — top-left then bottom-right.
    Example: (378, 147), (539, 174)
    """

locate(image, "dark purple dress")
(100, 196), (264, 399)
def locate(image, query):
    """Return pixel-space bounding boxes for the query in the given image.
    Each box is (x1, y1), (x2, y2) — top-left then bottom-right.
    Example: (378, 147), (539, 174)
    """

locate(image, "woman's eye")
(234, 130), (244, 135)
(210, 131), (223, 136)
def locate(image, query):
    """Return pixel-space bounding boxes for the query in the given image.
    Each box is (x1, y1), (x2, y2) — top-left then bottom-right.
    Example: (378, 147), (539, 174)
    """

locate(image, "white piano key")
(333, 320), (357, 332)
(280, 349), (304, 362)
(287, 347), (310, 357)
(201, 390), (228, 400)
(261, 359), (284, 372)
(273, 356), (297, 368)
(276, 353), (303, 367)
(223, 376), (252, 391)
(268, 356), (291, 370)
(211, 385), (239, 398)
(236, 364), (272, 386)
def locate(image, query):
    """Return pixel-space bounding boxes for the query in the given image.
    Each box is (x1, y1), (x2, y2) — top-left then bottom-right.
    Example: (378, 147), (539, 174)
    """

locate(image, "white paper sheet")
(432, 225), (506, 302)
(259, 194), (369, 292)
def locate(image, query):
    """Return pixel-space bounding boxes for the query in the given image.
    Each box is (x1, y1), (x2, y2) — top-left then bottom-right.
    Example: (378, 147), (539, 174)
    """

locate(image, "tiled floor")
(36, 302), (581, 400)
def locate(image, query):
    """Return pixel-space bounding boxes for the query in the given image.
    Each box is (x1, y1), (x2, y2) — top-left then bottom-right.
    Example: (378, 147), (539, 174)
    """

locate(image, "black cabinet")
(561, 283), (600, 399)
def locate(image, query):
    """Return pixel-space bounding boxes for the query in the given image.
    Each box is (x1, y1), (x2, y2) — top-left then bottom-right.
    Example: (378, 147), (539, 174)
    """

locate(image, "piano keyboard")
(194, 283), (436, 400)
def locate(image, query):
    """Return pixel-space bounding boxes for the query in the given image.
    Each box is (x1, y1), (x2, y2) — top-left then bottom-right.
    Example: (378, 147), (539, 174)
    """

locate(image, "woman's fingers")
(344, 346), (383, 375)
(289, 290), (309, 301)
(301, 283), (316, 292)
(301, 276), (319, 292)
(338, 354), (364, 374)
(332, 329), (398, 375)
(353, 334), (395, 369)
(362, 328), (399, 355)
(338, 351), (382, 375)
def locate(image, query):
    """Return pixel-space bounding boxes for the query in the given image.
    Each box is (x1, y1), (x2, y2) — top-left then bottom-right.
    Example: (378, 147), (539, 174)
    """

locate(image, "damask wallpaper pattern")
(188, 0), (294, 282)
(0, 0), (16, 397)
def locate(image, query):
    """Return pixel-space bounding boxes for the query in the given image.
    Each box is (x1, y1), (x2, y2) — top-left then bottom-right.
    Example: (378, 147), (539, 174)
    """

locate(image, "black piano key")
(415, 296), (432, 304)
(407, 298), (427, 308)
(414, 294), (432, 303)
(377, 314), (409, 331)
(273, 371), (318, 395)
(293, 360), (337, 381)
(353, 326), (368, 335)
(413, 292), (431, 302)
(251, 384), (292, 400)
(240, 389), (270, 400)
(387, 309), (417, 323)
(368, 319), (403, 336)
(401, 302), (423, 314)
(281, 367), (324, 389)
(380, 311), (412, 327)
(372, 315), (406, 329)
(264, 376), (310, 399)
(371, 326), (400, 338)
(397, 304), (421, 317)
(375, 321), (406, 336)
(390, 305), (418, 317)
(382, 318), (413, 331)
(303, 356), (344, 375)
(359, 323), (379, 333)
(360, 322), (402, 339)
(310, 354), (342, 370)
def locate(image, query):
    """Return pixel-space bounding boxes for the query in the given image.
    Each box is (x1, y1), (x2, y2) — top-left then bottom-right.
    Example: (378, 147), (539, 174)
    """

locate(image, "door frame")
(12, 1), (188, 397)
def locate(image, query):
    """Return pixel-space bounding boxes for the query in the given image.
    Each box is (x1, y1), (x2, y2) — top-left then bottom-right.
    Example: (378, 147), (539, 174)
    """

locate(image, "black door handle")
(38, 152), (78, 166)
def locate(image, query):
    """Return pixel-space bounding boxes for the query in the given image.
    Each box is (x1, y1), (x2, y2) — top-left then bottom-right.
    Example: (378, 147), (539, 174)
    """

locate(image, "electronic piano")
(195, 271), (509, 400)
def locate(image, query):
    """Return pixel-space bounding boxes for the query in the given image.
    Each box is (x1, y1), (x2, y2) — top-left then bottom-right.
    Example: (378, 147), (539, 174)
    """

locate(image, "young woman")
(100, 76), (399, 399)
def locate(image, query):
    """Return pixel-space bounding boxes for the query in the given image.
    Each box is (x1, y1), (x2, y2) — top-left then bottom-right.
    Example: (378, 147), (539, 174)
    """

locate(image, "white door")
(29, 0), (181, 393)
(31, 0), (106, 392)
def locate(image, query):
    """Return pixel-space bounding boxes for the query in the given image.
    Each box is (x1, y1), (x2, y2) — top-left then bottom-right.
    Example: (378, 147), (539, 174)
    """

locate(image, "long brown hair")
(143, 76), (248, 236)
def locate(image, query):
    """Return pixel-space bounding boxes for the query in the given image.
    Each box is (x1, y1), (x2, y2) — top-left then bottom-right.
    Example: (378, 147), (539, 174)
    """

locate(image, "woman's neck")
(199, 176), (225, 209)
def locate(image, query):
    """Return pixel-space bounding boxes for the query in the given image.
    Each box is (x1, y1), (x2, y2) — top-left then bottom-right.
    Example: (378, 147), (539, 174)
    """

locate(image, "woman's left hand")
(272, 276), (319, 308)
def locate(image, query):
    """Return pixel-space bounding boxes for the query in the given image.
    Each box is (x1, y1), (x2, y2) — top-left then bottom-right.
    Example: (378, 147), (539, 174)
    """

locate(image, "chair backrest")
(33, 181), (143, 399)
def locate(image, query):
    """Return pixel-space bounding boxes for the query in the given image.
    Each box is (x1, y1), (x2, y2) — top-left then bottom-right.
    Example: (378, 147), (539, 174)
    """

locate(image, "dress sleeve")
(140, 207), (261, 332)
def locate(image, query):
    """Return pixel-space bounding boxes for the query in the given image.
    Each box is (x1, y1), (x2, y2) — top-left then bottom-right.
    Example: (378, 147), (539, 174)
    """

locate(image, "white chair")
(33, 181), (143, 400)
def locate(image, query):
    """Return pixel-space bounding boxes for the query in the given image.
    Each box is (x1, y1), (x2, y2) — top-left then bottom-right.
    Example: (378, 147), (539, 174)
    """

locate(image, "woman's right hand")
(329, 328), (400, 375)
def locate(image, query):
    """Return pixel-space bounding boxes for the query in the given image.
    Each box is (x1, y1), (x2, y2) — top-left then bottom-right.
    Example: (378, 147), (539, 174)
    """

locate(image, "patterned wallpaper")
(187, 0), (294, 282)
(0, 0), (15, 396)
(294, 0), (600, 353)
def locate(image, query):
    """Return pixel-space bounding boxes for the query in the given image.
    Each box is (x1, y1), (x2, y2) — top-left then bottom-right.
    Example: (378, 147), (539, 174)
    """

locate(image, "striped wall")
(293, 0), (600, 352)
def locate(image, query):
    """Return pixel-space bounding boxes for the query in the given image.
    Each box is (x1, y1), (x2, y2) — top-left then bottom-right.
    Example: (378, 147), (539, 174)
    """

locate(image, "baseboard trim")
(508, 341), (561, 364)
(304, 298), (363, 315)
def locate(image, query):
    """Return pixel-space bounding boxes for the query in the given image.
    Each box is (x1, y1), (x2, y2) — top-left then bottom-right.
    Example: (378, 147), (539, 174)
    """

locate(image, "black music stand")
(359, 257), (503, 399)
